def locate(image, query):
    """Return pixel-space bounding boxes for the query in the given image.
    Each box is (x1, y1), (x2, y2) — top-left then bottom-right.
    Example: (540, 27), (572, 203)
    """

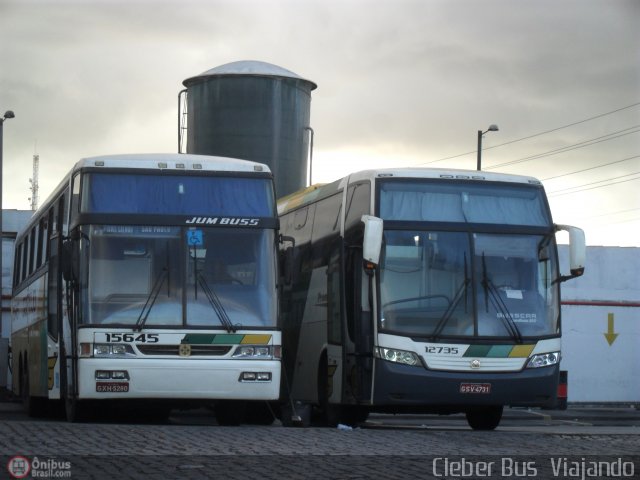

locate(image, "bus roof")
(345, 168), (542, 185)
(75, 153), (271, 174)
(17, 154), (273, 239)
(277, 167), (543, 215)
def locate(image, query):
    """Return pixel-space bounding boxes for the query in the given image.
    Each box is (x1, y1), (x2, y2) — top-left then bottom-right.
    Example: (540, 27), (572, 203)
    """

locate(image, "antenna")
(29, 143), (39, 211)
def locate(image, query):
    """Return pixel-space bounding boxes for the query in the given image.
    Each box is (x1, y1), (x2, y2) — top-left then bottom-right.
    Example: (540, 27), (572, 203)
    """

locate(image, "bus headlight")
(94, 344), (111, 356)
(239, 372), (272, 382)
(232, 345), (276, 359)
(526, 352), (560, 369)
(375, 347), (420, 366)
(93, 344), (136, 357)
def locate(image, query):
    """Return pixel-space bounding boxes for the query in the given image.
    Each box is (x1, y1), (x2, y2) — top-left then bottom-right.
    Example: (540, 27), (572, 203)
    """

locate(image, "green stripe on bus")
(182, 334), (246, 345)
(182, 334), (217, 344)
(211, 334), (245, 344)
(486, 345), (514, 358)
(464, 345), (492, 357)
(463, 344), (537, 358)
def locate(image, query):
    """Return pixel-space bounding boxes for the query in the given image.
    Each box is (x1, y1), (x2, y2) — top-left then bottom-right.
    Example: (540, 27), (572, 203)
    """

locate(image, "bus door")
(47, 232), (65, 400)
(344, 246), (373, 404)
(58, 230), (80, 410)
(326, 247), (343, 405)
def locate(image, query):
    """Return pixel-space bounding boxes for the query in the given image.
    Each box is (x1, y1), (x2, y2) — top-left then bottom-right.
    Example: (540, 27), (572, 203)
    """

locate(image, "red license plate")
(96, 382), (129, 393)
(460, 383), (491, 394)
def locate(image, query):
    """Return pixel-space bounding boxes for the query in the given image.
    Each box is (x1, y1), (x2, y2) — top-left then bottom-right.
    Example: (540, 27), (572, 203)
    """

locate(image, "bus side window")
(344, 182), (371, 232)
(28, 226), (37, 275)
(71, 173), (81, 215)
(14, 242), (23, 287)
(46, 208), (54, 260)
(47, 234), (60, 340)
(36, 218), (45, 269)
(21, 238), (28, 283)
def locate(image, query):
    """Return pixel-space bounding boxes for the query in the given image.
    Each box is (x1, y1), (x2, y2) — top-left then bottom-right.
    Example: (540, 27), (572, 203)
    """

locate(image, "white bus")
(11, 154), (281, 424)
(278, 168), (585, 430)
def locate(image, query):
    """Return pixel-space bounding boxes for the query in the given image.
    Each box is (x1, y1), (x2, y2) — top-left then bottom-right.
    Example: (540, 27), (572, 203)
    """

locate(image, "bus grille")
(136, 345), (232, 356)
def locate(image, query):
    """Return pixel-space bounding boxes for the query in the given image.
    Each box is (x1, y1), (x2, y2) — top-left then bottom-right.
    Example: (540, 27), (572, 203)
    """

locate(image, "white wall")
(559, 246), (640, 403)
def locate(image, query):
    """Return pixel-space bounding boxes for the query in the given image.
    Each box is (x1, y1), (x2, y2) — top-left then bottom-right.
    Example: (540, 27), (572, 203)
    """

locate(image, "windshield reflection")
(81, 225), (277, 328)
(379, 231), (559, 339)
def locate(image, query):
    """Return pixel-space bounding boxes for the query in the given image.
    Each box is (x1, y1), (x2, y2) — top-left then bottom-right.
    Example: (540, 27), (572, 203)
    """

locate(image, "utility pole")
(0, 110), (15, 331)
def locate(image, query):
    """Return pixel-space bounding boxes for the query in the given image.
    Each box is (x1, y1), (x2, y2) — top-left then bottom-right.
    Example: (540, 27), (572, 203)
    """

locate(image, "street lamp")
(0, 110), (15, 330)
(476, 124), (499, 171)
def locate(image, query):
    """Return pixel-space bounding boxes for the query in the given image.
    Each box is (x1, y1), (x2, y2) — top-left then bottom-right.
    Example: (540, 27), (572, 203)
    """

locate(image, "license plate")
(96, 382), (129, 393)
(460, 383), (491, 394)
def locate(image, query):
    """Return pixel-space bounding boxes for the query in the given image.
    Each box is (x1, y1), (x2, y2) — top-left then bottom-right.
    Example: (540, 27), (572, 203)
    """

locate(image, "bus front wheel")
(317, 359), (342, 427)
(466, 406), (503, 430)
(20, 360), (46, 417)
(65, 396), (89, 423)
(215, 400), (245, 426)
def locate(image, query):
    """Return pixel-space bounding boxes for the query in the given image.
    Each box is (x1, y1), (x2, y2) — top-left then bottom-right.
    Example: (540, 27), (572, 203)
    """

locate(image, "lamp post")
(0, 110), (15, 330)
(476, 124), (499, 171)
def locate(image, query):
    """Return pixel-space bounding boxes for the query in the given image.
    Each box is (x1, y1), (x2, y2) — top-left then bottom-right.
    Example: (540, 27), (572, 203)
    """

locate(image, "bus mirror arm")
(61, 231), (86, 282)
(554, 224), (586, 283)
(279, 235), (296, 284)
(279, 234), (295, 247)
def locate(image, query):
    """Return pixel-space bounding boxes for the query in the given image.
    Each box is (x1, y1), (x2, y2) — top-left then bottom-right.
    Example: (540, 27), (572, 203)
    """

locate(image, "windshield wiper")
(481, 254), (523, 343)
(134, 268), (168, 332)
(197, 272), (236, 333)
(431, 277), (470, 340)
(431, 253), (469, 339)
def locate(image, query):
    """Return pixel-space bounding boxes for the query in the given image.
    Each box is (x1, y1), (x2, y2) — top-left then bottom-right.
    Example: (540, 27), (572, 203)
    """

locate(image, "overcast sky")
(1, 0), (638, 246)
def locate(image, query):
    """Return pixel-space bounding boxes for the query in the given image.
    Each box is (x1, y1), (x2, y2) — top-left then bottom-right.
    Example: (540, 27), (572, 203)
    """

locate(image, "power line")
(577, 207), (640, 220)
(486, 127), (640, 170)
(607, 216), (640, 225)
(417, 101), (640, 166)
(483, 102), (640, 149)
(548, 173), (640, 197)
(541, 155), (640, 181)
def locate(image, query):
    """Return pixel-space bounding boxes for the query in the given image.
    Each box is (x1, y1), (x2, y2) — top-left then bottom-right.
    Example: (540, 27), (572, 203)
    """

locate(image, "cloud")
(1, 0), (638, 244)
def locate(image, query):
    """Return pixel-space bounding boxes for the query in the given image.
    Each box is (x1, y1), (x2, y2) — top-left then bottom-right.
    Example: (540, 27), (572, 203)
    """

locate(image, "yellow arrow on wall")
(604, 313), (619, 346)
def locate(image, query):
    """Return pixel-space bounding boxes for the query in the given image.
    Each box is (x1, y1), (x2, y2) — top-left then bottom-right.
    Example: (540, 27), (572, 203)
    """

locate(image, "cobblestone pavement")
(0, 403), (638, 479)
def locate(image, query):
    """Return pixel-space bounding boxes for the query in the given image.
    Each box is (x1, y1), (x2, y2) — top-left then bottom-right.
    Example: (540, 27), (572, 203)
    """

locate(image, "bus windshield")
(379, 231), (559, 339)
(379, 180), (549, 226)
(82, 173), (274, 216)
(80, 225), (277, 328)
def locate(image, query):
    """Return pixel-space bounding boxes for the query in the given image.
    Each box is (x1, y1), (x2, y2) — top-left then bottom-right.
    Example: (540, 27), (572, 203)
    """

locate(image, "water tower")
(180, 60), (317, 198)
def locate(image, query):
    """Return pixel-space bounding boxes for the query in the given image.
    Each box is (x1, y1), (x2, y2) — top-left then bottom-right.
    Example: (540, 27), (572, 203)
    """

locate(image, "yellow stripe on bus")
(509, 344), (536, 358)
(241, 334), (272, 344)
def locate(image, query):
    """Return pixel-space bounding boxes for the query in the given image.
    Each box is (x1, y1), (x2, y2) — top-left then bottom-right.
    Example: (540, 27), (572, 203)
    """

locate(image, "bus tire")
(215, 400), (245, 426)
(20, 359), (47, 418)
(342, 406), (369, 426)
(19, 362), (31, 413)
(317, 358), (341, 427)
(466, 405), (503, 430)
(244, 401), (275, 425)
(65, 396), (89, 423)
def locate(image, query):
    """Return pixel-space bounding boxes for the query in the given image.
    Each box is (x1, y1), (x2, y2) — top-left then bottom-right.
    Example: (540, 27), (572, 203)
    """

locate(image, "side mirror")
(279, 234), (296, 285)
(361, 215), (383, 267)
(555, 224), (586, 282)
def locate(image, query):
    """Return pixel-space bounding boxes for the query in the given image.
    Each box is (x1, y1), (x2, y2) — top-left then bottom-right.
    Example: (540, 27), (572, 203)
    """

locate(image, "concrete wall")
(559, 246), (639, 403)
